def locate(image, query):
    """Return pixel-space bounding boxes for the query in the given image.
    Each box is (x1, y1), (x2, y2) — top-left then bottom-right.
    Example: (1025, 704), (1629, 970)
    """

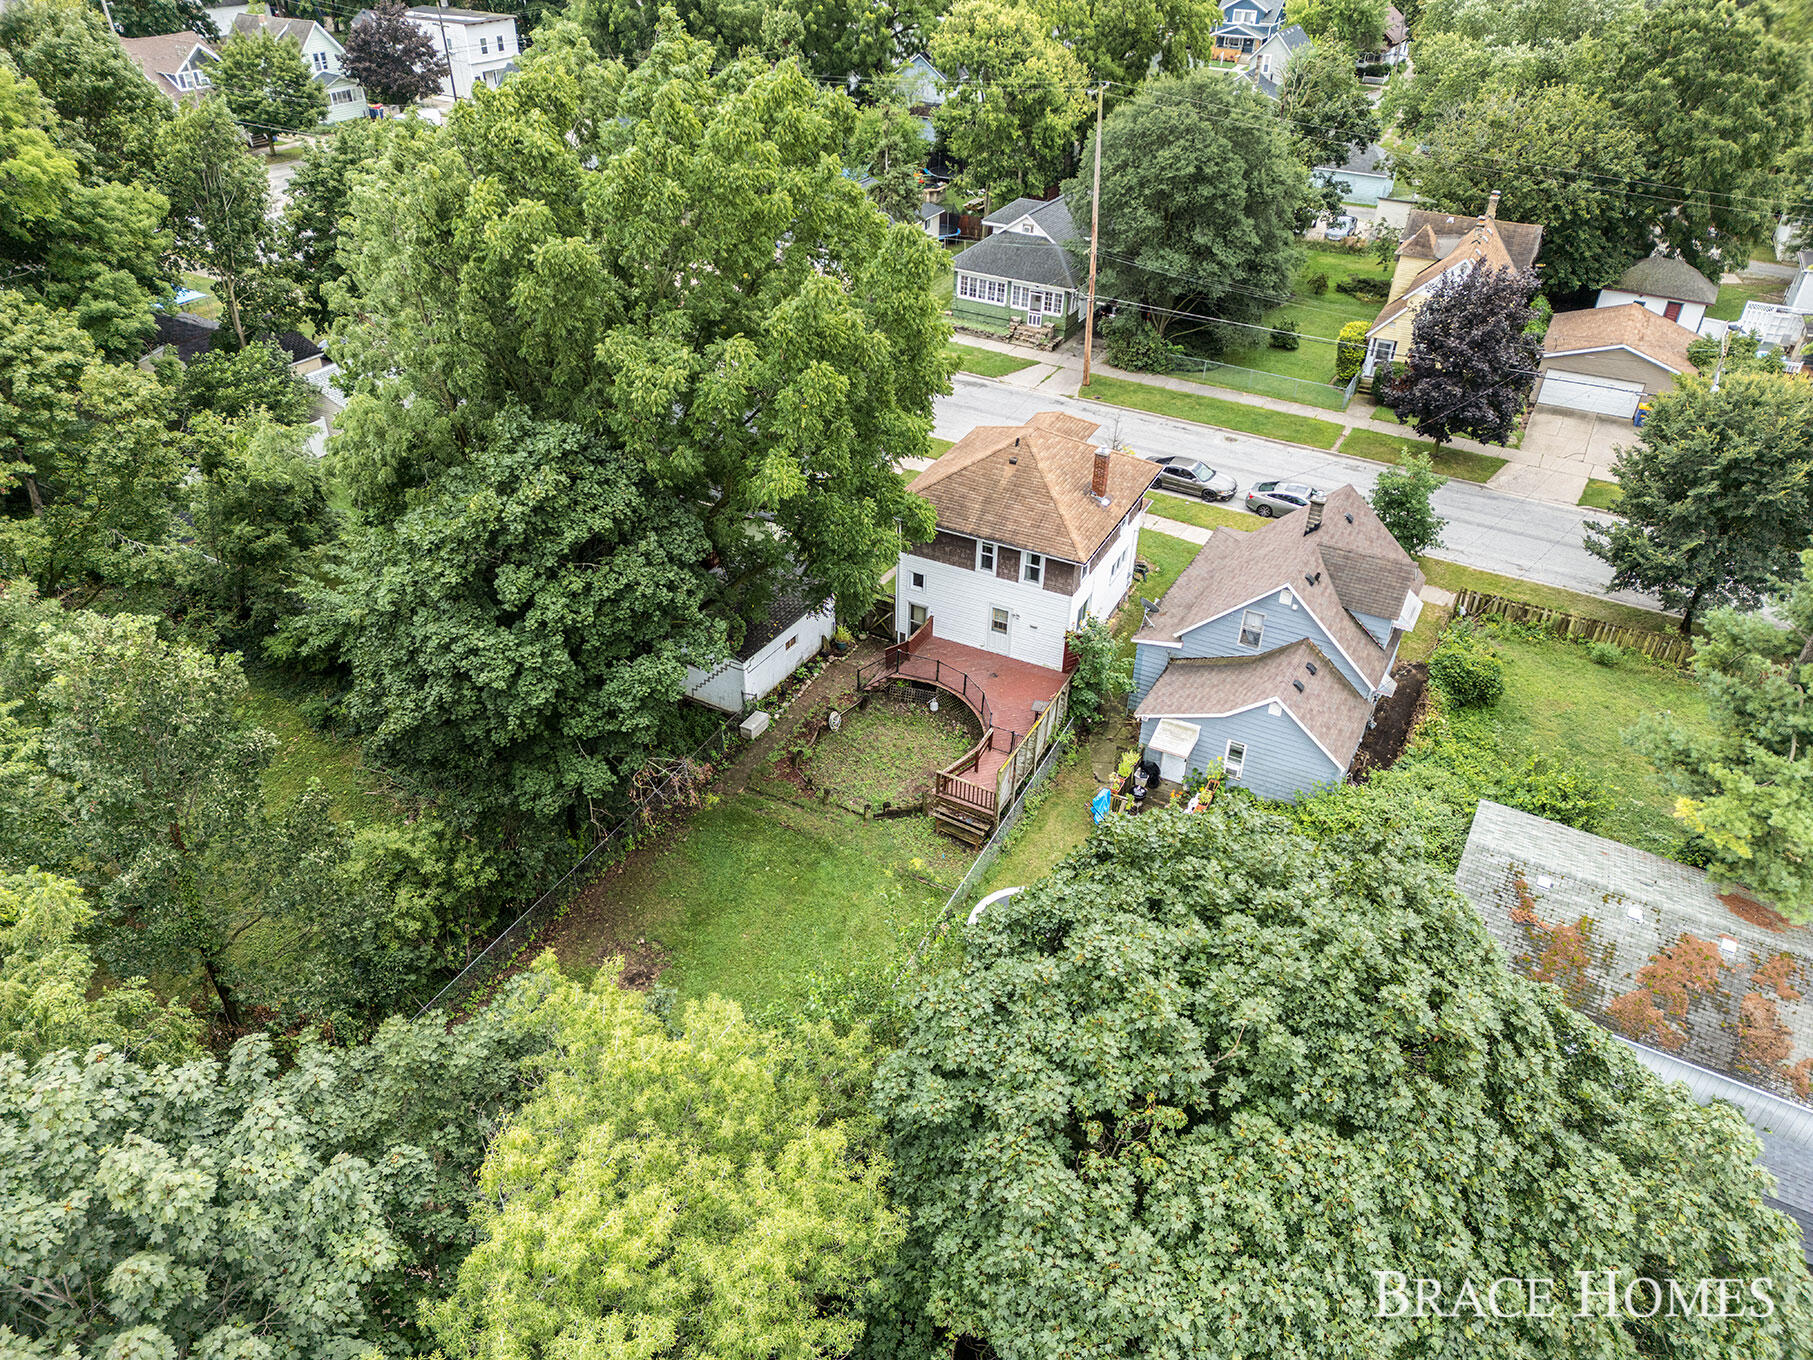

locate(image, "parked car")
(1143, 455), (1238, 501)
(1324, 214), (1358, 242)
(1245, 480), (1324, 517)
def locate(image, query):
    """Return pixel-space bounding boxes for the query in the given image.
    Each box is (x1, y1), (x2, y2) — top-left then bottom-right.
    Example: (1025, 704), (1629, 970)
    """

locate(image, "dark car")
(1143, 455), (1238, 501)
(1245, 480), (1324, 517)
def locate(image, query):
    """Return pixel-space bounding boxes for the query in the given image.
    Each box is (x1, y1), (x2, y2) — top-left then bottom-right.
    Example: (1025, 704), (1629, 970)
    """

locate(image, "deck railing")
(857, 647), (1019, 745)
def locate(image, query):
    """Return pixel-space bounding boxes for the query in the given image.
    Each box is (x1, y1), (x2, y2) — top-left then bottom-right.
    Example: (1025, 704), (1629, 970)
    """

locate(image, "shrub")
(1103, 313), (1175, 373)
(1268, 319), (1300, 350)
(1336, 275), (1391, 302)
(1428, 634), (1505, 707)
(1335, 319), (1369, 381)
(1496, 752), (1616, 833)
(1586, 640), (1622, 666)
(1065, 617), (1132, 729)
(1525, 294), (1554, 339)
(1302, 270), (1330, 295)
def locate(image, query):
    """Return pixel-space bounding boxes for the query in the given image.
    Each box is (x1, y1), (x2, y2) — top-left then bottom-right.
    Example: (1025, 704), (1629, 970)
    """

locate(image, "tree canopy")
(212, 26), (328, 135)
(1277, 41), (1381, 173)
(1586, 372), (1813, 634)
(341, 0), (450, 107)
(1290, 0), (1389, 50)
(1386, 265), (1540, 445)
(873, 800), (1813, 1358)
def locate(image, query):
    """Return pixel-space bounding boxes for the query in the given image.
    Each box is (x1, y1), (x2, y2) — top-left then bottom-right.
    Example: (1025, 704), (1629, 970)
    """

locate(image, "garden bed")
(779, 684), (980, 815)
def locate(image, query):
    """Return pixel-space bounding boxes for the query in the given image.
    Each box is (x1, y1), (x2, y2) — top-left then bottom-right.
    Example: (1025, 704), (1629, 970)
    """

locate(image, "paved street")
(934, 374), (1659, 608)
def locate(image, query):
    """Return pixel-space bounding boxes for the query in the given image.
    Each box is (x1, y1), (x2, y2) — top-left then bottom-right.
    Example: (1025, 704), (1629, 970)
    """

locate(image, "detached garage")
(1536, 303), (1699, 419)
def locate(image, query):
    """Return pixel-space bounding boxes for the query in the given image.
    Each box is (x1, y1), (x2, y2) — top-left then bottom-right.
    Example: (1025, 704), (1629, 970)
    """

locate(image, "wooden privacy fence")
(1454, 590), (1695, 666)
(995, 677), (1071, 809)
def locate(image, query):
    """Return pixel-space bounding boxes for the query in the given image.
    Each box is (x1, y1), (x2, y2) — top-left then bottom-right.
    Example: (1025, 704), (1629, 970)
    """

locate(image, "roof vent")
(1008, 456), (1017, 465)
(1305, 661), (1317, 675)
(1292, 679), (1305, 692)
(1344, 513), (1353, 524)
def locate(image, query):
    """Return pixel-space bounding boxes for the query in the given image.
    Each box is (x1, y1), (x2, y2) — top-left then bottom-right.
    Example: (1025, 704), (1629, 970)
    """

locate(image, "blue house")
(1129, 485), (1424, 801)
(1212, 0), (1285, 58)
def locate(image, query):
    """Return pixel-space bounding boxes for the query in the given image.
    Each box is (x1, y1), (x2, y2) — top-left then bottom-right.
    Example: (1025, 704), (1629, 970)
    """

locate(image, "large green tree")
(1586, 372), (1813, 635)
(281, 115), (390, 327)
(0, 962), (558, 1359)
(212, 25), (328, 136)
(92, 0), (217, 39)
(1633, 549), (1813, 913)
(1065, 68), (1316, 338)
(567, 0), (892, 78)
(1290, 0), (1388, 50)
(1387, 264), (1540, 445)
(1392, 86), (1652, 296)
(1029, 0), (1216, 86)
(1419, 0), (1637, 45)
(427, 971), (899, 1360)
(848, 97), (930, 222)
(929, 0), (1088, 208)
(1277, 41), (1380, 172)
(174, 336), (316, 425)
(872, 800), (1813, 1359)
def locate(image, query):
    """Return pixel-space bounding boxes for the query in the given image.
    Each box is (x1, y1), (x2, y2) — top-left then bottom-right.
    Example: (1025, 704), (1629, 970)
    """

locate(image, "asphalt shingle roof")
(1134, 637), (1372, 764)
(1543, 303), (1699, 375)
(1612, 254), (1719, 305)
(953, 203), (1080, 291)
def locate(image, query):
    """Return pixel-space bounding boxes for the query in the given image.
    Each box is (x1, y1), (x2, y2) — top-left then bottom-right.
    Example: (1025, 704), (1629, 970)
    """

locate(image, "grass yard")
(1474, 634), (1711, 852)
(178, 272), (222, 322)
(1146, 493), (1257, 533)
(1338, 428), (1509, 483)
(551, 794), (970, 1009)
(926, 436), (954, 459)
(1116, 529), (1203, 649)
(1417, 558), (1683, 635)
(1080, 375), (1347, 449)
(241, 677), (401, 825)
(801, 697), (976, 807)
(1579, 478), (1622, 511)
(947, 343), (1037, 378)
(1706, 275), (1785, 322)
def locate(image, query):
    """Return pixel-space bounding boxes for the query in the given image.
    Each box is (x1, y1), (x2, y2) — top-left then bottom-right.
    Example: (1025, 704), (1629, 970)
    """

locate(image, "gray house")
(949, 197), (1082, 339)
(1456, 800), (1813, 1266)
(1130, 485), (1424, 799)
(1313, 144), (1395, 206)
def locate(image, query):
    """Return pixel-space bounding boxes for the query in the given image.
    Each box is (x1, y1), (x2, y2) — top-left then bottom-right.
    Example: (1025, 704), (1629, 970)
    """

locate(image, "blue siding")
(1352, 610), (1392, 648)
(1130, 643), (1172, 708)
(1176, 600), (1371, 697)
(1140, 709), (1345, 803)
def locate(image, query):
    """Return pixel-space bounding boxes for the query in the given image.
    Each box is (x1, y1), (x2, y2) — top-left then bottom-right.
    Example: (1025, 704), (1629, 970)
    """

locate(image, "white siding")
(684, 604), (834, 712)
(406, 11), (518, 97)
(1596, 289), (1707, 331)
(683, 660), (746, 713)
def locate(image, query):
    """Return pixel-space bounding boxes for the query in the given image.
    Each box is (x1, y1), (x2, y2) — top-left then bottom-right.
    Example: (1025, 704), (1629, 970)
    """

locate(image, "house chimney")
(1485, 190), (1500, 222)
(1091, 448), (1111, 503)
(1304, 493), (1326, 535)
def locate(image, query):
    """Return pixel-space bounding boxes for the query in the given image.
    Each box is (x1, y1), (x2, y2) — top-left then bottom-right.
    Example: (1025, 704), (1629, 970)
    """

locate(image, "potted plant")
(831, 625), (853, 656)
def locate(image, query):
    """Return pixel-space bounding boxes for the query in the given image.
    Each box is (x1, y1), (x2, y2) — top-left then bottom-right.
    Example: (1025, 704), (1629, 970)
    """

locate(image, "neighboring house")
(896, 412), (1158, 672)
(230, 13), (368, 122)
(1313, 143), (1394, 206)
(1456, 800), (1813, 1267)
(1129, 485), (1423, 801)
(950, 196), (1082, 338)
(896, 52), (944, 114)
(1362, 192), (1544, 376)
(147, 312), (328, 376)
(301, 362), (349, 459)
(1536, 304), (1698, 419)
(1211, 0), (1285, 59)
(684, 582), (836, 714)
(1728, 249), (1813, 360)
(399, 5), (519, 96)
(118, 32), (219, 105)
(1596, 254), (1718, 331)
(1375, 5), (1410, 64)
(918, 200), (960, 243)
(1248, 23), (1308, 84)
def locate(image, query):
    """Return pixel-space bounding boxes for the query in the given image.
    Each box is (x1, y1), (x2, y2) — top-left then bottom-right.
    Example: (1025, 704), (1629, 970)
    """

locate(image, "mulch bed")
(1350, 661), (1428, 782)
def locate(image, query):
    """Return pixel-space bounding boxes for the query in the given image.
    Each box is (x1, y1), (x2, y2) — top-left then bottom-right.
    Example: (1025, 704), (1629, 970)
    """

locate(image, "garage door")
(1536, 371), (1644, 418)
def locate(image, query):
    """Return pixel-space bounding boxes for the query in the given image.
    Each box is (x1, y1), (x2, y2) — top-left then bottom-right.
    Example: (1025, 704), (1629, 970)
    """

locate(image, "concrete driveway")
(1491, 408), (1635, 500)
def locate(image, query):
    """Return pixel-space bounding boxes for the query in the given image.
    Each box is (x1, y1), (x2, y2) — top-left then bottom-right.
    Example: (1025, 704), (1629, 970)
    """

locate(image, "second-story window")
(479, 35), (489, 52)
(1238, 610), (1265, 649)
(978, 541), (996, 573)
(313, 51), (328, 70)
(1022, 552), (1043, 585)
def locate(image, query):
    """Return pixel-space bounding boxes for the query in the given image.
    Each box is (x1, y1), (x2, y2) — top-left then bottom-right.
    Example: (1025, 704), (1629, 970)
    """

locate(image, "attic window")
(1277, 589), (1292, 606)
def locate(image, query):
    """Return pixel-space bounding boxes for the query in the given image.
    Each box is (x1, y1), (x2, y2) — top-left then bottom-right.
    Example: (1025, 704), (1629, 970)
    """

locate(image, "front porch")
(857, 623), (1074, 846)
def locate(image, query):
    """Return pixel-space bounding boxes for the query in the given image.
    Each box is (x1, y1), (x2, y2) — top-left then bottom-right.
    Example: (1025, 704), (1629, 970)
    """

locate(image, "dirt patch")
(1350, 661), (1428, 781)
(1721, 891), (1793, 933)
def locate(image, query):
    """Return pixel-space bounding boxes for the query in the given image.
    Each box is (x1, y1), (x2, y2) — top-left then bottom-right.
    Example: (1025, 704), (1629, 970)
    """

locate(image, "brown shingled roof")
(1543, 303), (1701, 375)
(118, 32), (217, 103)
(1372, 218), (1527, 336)
(231, 13), (324, 45)
(1397, 225), (1439, 261)
(1403, 207), (1543, 272)
(908, 413), (1159, 562)
(1134, 638), (1374, 766)
(1134, 485), (1422, 689)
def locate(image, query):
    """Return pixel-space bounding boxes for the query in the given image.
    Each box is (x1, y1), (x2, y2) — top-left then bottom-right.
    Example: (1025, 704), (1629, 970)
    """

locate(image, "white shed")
(684, 586), (836, 714)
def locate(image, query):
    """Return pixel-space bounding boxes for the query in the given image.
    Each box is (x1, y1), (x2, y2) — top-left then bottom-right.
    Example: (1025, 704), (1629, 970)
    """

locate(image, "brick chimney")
(1304, 493), (1327, 535)
(1485, 190), (1500, 222)
(1091, 448), (1111, 503)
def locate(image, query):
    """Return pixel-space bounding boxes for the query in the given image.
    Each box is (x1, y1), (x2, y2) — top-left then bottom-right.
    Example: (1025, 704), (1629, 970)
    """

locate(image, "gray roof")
(1242, 69), (1280, 100)
(733, 578), (829, 662)
(1613, 254), (1719, 305)
(1457, 800), (1813, 1262)
(982, 196), (1056, 227)
(1270, 23), (1310, 51)
(917, 201), (943, 221)
(1316, 143), (1389, 178)
(1134, 637), (1372, 764)
(230, 13), (324, 45)
(403, 5), (512, 21)
(955, 199), (1080, 291)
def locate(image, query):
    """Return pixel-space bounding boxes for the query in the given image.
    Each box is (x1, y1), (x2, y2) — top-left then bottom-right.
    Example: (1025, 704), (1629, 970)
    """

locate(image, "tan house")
(1535, 303), (1699, 419)
(118, 32), (219, 105)
(1362, 193), (1544, 376)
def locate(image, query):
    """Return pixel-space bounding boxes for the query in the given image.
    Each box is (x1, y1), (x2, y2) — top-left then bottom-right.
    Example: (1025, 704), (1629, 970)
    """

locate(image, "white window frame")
(1011, 284), (1028, 309)
(313, 50), (329, 70)
(330, 88), (358, 103)
(1022, 552), (1043, 585)
(908, 602), (928, 631)
(479, 35), (489, 52)
(1370, 338), (1397, 365)
(911, 571), (924, 589)
(1238, 609), (1265, 649)
(1223, 741), (1247, 780)
(977, 540), (997, 573)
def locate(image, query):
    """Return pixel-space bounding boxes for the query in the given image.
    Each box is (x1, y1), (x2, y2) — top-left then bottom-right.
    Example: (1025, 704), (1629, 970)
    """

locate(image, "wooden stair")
(932, 796), (995, 848)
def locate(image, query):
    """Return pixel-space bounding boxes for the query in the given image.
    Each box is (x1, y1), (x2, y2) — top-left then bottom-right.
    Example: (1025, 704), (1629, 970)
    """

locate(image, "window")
(978, 541), (997, 572)
(1011, 284), (1028, 309)
(1369, 338), (1397, 366)
(313, 51), (328, 70)
(1223, 741), (1247, 780)
(990, 607), (1010, 635)
(956, 274), (1006, 304)
(911, 571), (924, 589)
(331, 88), (358, 103)
(479, 35), (489, 53)
(908, 602), (928, 630)
(1022, 552), (1043, 585)
(1238, 609), (1265, 649)
(1020, 221), (1036, 234)
(785, 634), (798, 650)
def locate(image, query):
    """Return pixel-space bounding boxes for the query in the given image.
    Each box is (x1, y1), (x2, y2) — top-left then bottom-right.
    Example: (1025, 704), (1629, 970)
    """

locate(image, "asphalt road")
(933, 375), (1660, 609)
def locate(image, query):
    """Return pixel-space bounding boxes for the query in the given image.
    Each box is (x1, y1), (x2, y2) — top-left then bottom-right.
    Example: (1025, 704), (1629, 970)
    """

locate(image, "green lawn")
(981, 744), (1107, 894)
(926, 436), (954, 459)
(1146, 493), (1257, 533)
(241, 677), (402, 825)
(1080, 375), (1347, 449)
(1706, 276), (1785, 322)
(1116, 529), (1203, 648)
(947, 343), (1037, 378)
(550, 794), (970, 1008)
(1417, 558), (1682, 635)
(178, 272), (222, 322)
(1579, 478), (1622, 512)
(1474, 635), (1711, 852)
(1339, 427), (1509, 483)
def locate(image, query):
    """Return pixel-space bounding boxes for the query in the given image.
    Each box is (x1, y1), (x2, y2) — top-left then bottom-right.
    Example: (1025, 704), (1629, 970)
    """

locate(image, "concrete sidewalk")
(948, 330), (1609, 509)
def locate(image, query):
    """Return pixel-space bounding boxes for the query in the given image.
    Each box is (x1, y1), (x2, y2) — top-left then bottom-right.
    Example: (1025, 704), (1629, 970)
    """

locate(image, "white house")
(403, 4), (519, 97)
(683, 583), (836, 713)
(895, 412), (1159, 671)
(1594, 254), (1718, 332)
(1248, 23), (1309, 84)
(230, 14), (368, 122)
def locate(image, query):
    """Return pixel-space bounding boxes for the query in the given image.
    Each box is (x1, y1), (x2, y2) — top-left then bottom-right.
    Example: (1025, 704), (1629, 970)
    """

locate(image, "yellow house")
(1362, 193), (1544, 376)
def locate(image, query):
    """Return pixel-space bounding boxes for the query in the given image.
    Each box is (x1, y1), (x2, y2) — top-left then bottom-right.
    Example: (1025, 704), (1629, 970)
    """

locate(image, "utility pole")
(1080, 82), (1105, 389)
(431, 2), (460, 101)
(98, 0), (118, 33)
